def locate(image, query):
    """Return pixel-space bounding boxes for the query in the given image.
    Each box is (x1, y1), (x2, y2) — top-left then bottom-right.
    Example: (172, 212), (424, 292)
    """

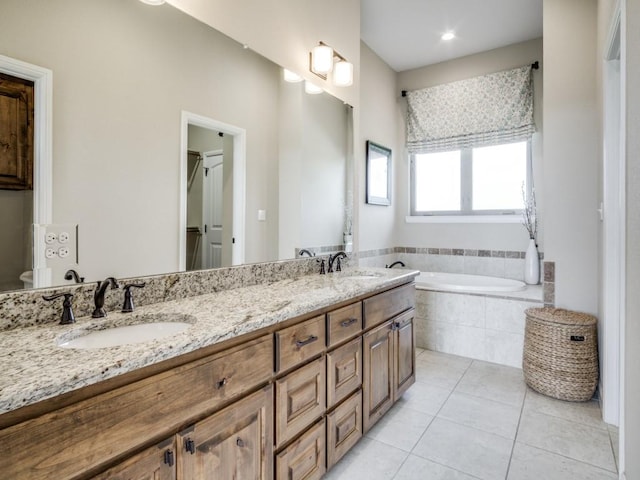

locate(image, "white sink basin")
(58, 318), (193, 349)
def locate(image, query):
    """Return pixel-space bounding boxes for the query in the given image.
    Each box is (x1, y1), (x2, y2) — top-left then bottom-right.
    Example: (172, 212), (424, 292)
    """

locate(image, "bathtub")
(415, 271), (526, 293)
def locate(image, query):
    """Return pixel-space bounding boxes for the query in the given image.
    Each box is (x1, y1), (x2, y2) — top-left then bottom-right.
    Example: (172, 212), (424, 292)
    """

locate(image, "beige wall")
(279, 81), (349, 257)
(167, 0), (360, 108)
(395, 39), (543, 251)
(543, 0), (599, 314)
(358, 42), (399, 252)
(624, 0), (640, 476)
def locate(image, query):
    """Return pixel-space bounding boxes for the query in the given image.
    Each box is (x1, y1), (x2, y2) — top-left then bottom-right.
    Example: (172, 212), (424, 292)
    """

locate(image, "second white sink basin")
(58, 317), (193, 349)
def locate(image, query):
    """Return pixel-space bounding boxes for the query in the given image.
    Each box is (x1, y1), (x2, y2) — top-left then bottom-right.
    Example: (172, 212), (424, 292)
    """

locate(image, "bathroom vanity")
(0, 269), (417, 479)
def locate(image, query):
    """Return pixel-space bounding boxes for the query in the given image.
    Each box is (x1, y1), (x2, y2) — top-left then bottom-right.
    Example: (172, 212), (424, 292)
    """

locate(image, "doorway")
(179, 111), (246, 271)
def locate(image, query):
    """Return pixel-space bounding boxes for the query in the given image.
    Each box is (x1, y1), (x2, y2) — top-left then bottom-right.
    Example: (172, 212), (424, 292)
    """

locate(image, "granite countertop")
(0, 268), (418, 415)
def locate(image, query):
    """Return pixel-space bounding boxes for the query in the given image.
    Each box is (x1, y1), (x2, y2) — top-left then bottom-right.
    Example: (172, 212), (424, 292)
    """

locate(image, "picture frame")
(366, 141), (391, 206)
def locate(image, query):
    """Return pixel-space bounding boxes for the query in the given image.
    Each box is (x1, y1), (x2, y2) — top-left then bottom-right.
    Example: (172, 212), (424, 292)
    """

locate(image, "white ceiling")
(361, 0), (543, 72)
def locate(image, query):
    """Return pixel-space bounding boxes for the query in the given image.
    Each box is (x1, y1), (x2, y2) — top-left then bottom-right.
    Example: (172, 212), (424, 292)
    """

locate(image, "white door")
(202, 151), (223, 269)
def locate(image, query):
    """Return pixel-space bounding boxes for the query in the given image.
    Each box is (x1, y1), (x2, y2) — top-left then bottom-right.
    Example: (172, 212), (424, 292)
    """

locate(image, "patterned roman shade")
(406, 65), (535, 153)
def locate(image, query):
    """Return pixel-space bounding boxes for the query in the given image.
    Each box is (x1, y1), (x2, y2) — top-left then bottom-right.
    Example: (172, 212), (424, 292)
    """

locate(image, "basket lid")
(525, 307), (597, 326)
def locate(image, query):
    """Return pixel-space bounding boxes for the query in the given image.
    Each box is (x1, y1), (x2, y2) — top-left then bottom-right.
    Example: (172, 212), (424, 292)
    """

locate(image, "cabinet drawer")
(327, 302), (362, 348)
(276, 419), (326, 480)
(275, 356), (326, 448)
(327, 337), (362, 409)
(0, 335), (273, 480)
(363, 283), (415, 329)
(276, 315), (326, 373)
(327, 390), (362, 469)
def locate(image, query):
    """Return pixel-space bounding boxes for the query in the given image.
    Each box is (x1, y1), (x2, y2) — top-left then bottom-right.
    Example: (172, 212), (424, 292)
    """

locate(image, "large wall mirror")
(0, 0), (353, 293)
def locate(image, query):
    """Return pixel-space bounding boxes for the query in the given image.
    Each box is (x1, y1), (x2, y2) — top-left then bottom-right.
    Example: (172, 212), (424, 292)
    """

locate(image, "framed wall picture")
(366, 141), (391, 205)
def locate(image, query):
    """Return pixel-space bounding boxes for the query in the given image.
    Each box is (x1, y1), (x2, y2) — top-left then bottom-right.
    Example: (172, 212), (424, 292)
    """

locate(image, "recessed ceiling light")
(139, 0), (165, 5)
(441, 32), (455, 41)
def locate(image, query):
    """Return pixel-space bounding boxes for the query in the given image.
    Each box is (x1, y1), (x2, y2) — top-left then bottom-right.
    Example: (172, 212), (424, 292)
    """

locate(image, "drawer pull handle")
(295, 335), (318, 348)
(185, 438), (196, 455)
(216, 377), (229, 388)
(340, 318), (358, 328)
(163, 449), (175, 467)
(236, 437), (245, 448)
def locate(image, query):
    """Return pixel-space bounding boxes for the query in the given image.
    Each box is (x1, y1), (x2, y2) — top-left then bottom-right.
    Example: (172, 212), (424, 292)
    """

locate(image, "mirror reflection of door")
(202, 151), (223, 269)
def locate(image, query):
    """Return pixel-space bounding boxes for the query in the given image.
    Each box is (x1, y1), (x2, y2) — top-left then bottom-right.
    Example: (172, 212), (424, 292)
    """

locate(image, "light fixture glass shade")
(333, 60), (353, 86)
(311, 44), (334, 74)
(139, 0), (166, 5)
(283, 69), (303, 83)
(304, 81), (323, 94)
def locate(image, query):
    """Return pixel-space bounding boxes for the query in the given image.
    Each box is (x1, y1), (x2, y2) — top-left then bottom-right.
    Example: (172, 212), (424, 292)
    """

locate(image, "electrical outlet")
(38, 224), (79, 267)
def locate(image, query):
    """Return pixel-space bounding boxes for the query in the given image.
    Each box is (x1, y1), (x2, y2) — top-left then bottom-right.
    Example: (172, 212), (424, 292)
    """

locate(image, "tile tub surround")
(358, 246), (544, 283)
(414, 288), (543, 368)
(0, 266), (418, 414)
(0, 255), (356, 331)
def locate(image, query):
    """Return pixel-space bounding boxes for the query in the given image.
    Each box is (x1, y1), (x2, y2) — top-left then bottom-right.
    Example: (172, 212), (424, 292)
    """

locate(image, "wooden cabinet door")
(393, 309), (416, 400)
(90, 438), (176, 480)
(0, 73), (33, 190)
(362, 320), (394, 433)
(177, 385), (274, 480)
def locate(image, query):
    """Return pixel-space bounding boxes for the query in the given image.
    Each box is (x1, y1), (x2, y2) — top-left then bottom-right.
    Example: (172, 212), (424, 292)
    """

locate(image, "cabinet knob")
(236, 437), (245, 448)
(185, 438), (196, 454)
(216, 377), (229, 389)
(163, 449), (175, 467)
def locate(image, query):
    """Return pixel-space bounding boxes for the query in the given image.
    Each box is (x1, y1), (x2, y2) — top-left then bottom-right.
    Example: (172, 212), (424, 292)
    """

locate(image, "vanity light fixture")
(441, 31), (456, 41)
(333, 60), (354, 87)
(311, 43), (334, 74)
(309, 41), (354, 87)
(304, 81), (323, 95)
(283, 69), (303, 83)
(139, 0), (165, 5)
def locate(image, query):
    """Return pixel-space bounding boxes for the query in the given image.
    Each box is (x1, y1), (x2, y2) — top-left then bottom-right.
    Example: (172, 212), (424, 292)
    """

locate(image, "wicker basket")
(523, 307), (598, 401)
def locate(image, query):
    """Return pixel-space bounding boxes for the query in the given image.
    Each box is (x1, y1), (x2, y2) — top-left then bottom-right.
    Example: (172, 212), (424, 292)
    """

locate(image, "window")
(410, 141), (530, 216)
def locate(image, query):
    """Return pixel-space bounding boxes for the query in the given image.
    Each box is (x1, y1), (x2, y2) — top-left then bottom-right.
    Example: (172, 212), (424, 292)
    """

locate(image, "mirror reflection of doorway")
(185, 125), (232, 271)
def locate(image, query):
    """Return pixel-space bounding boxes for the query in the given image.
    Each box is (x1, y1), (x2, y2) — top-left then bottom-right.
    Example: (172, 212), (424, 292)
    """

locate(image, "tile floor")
(324, 349), (619, 480)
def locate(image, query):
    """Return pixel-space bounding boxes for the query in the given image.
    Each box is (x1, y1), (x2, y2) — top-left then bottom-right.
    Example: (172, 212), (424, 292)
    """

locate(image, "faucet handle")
(43, 292), (76, 325)
(316, 258), (326, 275)
(122, 283), (146, 313)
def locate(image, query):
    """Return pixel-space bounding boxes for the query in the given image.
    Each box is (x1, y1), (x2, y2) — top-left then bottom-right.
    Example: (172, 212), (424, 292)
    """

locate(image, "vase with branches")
(522, 183), (539, 284)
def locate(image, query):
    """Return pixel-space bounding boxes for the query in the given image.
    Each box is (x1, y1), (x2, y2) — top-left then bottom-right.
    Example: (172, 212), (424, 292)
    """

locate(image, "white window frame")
(409, 140), (532, 220)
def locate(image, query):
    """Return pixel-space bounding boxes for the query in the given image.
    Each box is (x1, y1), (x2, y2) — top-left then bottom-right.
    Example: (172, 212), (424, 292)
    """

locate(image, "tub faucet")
(386, 261), (406, 268)
(92, 277), (120, 318)
(298, 249), (315, 257)
(328, 252), (348, 273)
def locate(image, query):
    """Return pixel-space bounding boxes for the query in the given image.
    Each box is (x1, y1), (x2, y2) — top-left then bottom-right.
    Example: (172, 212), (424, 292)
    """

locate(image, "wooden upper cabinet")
(0, 72), (33, 190)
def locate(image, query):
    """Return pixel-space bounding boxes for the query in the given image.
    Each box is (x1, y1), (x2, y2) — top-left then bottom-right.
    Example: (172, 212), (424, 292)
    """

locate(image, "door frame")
(601, 1), (625, 476)
(0, 54), (53, 288)
(179, 111), (246, 270)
